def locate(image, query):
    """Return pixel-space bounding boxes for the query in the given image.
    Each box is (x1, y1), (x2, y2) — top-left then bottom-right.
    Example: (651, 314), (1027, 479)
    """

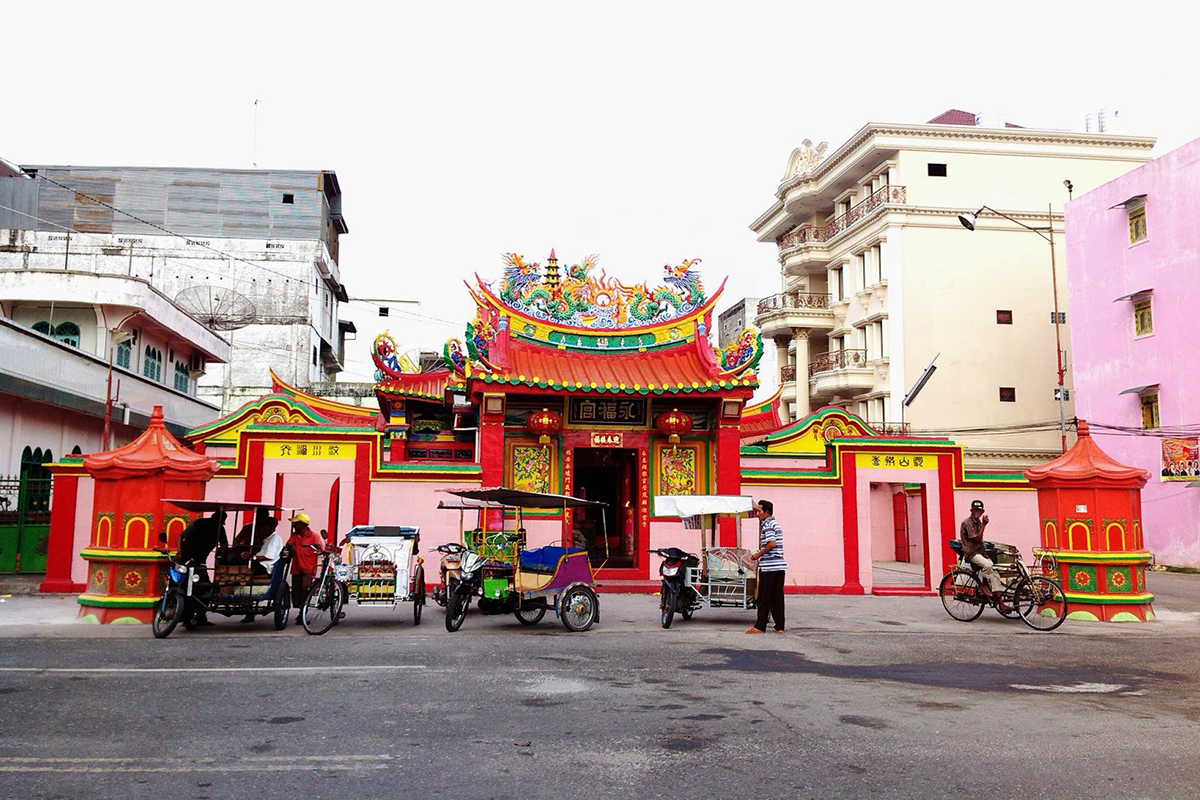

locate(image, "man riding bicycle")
(959, 500), (1010, 613)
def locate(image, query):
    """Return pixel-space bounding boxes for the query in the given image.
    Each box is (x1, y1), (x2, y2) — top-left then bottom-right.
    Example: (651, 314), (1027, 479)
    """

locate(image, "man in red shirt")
(286, 512), (331, 624)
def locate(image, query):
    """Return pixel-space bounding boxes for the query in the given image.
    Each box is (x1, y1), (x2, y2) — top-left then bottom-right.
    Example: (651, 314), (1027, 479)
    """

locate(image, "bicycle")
(939, 540), (1068, 632)
(301, 546), (346, 635)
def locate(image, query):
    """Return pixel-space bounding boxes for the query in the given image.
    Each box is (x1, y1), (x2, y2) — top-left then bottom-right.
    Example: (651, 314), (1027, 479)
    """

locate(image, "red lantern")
(656, 408), (693, 445)
(526, 408), (563, 445)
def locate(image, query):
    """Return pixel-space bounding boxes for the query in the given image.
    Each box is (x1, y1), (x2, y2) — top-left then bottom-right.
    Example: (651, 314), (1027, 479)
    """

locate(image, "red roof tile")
(926, 108), (1023, 128)
(1024, 420), (1149, 487)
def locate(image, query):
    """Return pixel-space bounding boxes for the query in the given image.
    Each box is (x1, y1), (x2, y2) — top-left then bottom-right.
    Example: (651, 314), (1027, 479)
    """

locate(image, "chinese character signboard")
(264, 442), (356, 460)
(855, 453), (933, 470)
(568, 397), (647, 427)
(590, 432), (624, 448)
(1161, 437), (1199, 481)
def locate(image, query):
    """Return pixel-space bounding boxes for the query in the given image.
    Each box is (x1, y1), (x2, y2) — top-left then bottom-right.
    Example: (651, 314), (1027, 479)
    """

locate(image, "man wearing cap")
(286, 512), (330, 624)
(960, 500), (1009, 612)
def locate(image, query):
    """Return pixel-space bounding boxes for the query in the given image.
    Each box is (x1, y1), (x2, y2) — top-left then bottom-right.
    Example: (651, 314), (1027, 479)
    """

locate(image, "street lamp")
(958, 204), (1068, 453)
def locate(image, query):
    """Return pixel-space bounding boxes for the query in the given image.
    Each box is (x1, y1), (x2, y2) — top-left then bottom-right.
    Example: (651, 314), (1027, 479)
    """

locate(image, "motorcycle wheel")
(151, 592), (183, 639)
(273, 585), (291, 631)
(412, 566), (425, 626)
(445, 584), (470, 632)
(514, 606), (546, 626)
(660, 583), (677, 629)
(561, 586), (598, 632)
(302, 579), (337, 636)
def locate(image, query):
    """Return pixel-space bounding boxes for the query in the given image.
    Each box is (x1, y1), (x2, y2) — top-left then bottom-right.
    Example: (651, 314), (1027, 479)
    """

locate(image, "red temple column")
(77, 406), (218, 624)
(1024, 420), (1154, 622)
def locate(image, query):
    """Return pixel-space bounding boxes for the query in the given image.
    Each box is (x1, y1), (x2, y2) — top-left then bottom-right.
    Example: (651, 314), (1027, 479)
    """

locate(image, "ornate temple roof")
(87, 406), (218, 479)
(1024, 420), (1149, 487)
(438, 252), (762, 395)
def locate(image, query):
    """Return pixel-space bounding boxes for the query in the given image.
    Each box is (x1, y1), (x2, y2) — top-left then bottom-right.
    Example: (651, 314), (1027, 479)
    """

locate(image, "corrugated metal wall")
(0, 179), (40, 231)
(13, 167), (332, 242)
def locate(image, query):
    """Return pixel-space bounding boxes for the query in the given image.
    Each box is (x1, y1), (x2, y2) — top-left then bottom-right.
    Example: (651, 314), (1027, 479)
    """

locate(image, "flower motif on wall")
(1073, 569), (1092, 588)
(121, 569), (145, 593)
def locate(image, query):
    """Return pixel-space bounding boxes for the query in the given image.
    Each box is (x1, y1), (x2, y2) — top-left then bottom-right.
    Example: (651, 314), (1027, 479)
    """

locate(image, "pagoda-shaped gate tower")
(1025, 420), (1155, 622)
(78, 406), (218, 623)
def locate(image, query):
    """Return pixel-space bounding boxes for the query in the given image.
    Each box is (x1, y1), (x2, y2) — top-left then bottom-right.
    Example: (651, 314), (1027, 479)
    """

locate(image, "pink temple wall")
(1065, 137), (1200, 567)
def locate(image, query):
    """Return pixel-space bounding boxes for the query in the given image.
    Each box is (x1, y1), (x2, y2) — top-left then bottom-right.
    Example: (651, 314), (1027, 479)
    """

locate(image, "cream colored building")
(750, 110), (1154, 468)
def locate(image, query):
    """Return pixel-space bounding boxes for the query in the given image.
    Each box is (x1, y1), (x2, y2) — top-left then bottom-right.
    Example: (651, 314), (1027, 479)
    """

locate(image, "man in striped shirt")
(747, 499), (787, 634)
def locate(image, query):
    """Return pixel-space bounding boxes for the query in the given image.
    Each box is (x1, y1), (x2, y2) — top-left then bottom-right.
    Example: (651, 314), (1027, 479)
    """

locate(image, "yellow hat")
(289, 512), (310, 524)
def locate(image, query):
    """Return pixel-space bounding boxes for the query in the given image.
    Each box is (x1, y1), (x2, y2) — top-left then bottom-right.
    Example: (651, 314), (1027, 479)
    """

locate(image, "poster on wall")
(1161, 437), (1199, 481)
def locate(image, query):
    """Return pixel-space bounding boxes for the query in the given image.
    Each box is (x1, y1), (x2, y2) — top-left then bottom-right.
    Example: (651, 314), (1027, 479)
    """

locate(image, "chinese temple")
(372, 252), (761, 580)
(42, 251), (1072, 608)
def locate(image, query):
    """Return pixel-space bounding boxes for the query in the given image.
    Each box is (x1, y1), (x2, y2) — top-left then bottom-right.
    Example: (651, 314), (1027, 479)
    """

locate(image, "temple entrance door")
(572, 448), (638, 570)
(892, 491), (910, 563)
(274, 472), (341, 540)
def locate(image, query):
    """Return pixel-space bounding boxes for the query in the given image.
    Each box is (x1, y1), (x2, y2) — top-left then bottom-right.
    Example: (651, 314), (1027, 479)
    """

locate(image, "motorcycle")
(431, 542), (467, 607)
(649, 547), (701, 629)
(444, 546), (502, 632)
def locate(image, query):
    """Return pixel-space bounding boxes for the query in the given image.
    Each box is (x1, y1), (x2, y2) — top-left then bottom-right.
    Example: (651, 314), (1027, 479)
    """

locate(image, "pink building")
(1064, 138), (1200, 568)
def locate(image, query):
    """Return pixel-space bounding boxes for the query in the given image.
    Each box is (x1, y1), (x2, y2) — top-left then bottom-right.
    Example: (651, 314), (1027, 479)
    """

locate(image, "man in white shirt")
(250, 517), (283, 577)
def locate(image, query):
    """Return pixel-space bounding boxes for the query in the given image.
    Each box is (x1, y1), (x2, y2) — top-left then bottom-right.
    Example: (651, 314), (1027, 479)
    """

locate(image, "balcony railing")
(757, 291), (832, 315)
(779, 185), (907, 253)
(865, 421), (911, 437)
(809, 349), (868, 376)
(780, 364), (797, 382)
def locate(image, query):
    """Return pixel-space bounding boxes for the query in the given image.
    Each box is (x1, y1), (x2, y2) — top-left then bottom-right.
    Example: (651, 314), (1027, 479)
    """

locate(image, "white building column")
(792, 330), (811, 417)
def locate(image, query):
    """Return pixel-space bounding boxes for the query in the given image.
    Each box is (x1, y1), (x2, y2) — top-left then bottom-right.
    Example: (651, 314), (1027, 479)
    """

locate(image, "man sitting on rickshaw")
(176, 510), (228, 627)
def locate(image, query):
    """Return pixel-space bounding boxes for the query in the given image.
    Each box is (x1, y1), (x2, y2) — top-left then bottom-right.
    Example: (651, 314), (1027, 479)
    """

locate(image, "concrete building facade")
(750, 110), (1155, 469)
(1064, 137), (1200, 568)
(0, 166), (350, 414)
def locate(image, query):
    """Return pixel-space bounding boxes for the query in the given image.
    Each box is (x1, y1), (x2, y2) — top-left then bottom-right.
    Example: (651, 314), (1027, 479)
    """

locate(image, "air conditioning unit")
(187, 353), (206, 377)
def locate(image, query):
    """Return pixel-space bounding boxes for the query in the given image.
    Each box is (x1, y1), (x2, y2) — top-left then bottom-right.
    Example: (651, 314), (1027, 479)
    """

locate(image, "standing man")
(960, 500), (1009, 613)
(286, 512), (328, 625)
(747, 499), (787, 634)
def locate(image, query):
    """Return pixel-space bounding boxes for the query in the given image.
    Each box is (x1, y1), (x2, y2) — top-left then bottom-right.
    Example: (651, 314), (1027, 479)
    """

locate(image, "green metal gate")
(0, 474), (51, 574)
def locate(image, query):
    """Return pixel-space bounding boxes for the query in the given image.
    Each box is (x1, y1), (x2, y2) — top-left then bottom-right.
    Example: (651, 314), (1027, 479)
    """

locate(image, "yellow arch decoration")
(1105, 522), (1126, 551)
(1067, 521), (1092, 551)
(1133, 520), (1142, 549)
(95, 515), (113, 548)
(124, 517), (150, 550)
(1043, 520), (1058, 550)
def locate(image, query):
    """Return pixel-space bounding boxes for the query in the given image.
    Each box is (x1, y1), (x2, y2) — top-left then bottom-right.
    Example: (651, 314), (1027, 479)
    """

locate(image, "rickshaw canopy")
(653, 495), (754, 518)
(440, 487), (606, 509)
(163, 499), (285, 514)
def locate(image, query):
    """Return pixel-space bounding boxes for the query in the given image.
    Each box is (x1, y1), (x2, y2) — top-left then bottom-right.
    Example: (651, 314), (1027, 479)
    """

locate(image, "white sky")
(5, 1), (1197, 384)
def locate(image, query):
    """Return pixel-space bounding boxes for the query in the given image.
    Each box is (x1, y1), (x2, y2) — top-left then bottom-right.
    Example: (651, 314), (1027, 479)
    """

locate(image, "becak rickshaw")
(649, 494), (757, 627)
(152, 500), (294, 637)
(437, 487), (607, 632)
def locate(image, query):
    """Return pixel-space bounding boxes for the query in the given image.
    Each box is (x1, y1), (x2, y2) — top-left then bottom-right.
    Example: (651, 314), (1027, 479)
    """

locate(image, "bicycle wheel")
(514, 605), (546, 625)
(1014, 577), (1068, 632)
(660, 582), (677, 629)
(332, 582), (347, 625)
(412, 565), (425, 626)
(151, 592), (183, 639)
(302, 578), (337, 635)
(560, 586), (598, 632)
(273, 585), (291, 631)
(939, 570), (985, 622)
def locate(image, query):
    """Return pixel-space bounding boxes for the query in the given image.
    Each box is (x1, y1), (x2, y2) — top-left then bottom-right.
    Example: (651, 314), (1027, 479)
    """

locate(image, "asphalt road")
(0, 573), (1198, 800)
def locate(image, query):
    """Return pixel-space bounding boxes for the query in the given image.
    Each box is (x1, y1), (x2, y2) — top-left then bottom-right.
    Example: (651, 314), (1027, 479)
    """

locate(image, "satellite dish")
(174, 286), (257, 331)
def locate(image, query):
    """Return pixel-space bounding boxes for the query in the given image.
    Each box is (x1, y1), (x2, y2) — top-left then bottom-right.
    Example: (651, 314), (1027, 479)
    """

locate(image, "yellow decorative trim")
(81, 548), (169, 561)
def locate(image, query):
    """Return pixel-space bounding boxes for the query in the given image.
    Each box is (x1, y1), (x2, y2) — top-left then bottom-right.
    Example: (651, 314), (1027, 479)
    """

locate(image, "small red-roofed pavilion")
(76, 406), (218, 623)
(1024, 420), (1154, 622)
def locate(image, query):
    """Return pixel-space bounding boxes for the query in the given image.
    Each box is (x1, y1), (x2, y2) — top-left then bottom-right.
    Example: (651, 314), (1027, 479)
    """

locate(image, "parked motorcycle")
(649, 547), (701, 629)
(431, 542), (467, 607)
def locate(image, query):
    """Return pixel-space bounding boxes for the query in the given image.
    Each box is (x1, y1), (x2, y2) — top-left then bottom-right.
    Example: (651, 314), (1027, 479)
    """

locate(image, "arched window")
(53, 322), (80, 347)
(116, 338), (132, 369)
(71, 445), (82, 455)
(143, 346), (162, 382)
(32, 321), (51, 335)
(173, 361), (189, 392)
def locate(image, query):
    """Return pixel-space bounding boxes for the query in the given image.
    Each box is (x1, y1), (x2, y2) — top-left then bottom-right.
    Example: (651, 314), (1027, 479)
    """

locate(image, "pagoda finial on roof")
(545, 248), (560, 291)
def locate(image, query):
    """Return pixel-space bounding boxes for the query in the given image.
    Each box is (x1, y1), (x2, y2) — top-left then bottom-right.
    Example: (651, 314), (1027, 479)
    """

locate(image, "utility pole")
(1048, 203), (1067, 454)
